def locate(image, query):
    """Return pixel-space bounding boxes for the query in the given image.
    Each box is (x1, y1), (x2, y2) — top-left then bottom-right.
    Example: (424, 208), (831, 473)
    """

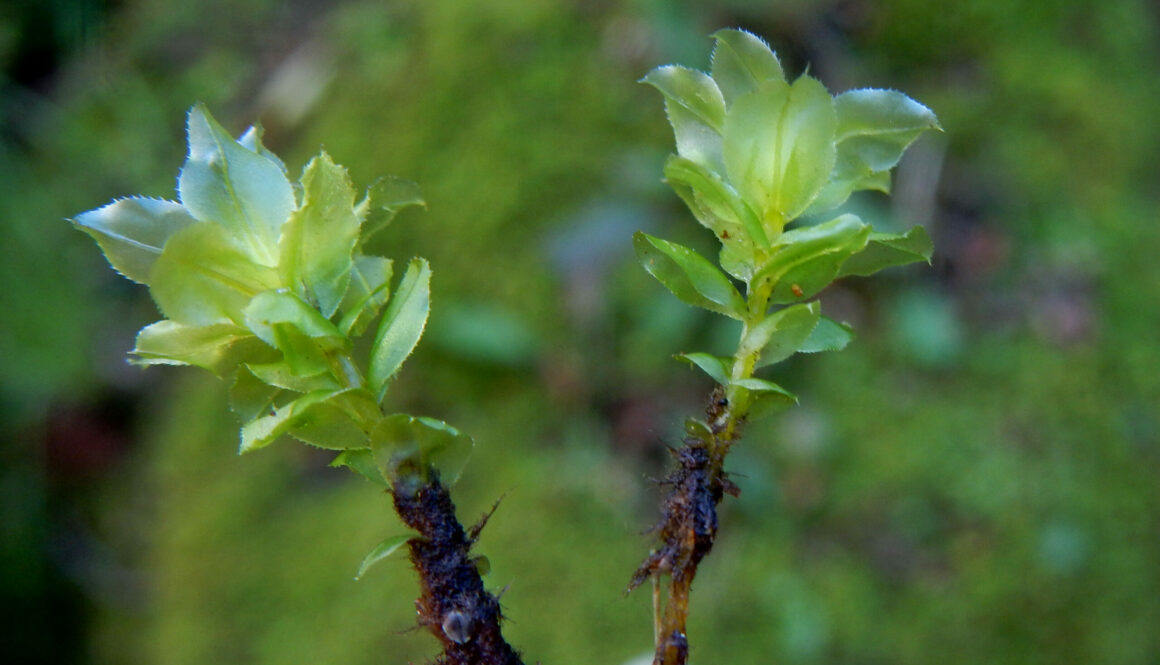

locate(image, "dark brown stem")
(629, 391), (741, 665)
(391, 470), (525, 665)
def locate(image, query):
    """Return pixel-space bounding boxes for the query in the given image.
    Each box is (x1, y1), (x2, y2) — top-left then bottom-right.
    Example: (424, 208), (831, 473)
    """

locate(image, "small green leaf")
(663, 155), (767, 250)
(734, 377), (798, 419)
(676, 352), (731, 385)
(834, 89), (940, 170)
(238, 124), (288, 175)
(368, 258), (431, 401)
(178, 105), (295, 266)
(751, 214), (871, 304)
(838, 226), (933, 277)
(355, 534), (412, 580)
(330, 448), (388, 485)
(131, 320), (268, 375)
(685, 418), (713, 442)
(710, 29), (785, 105)
(240, 390), (335, 453)
(738, 302), (822, 369)
(643, 66), (727, 173)
(148, 222), (279, 326)
(239, 388), (375, 453)
(633, 232), (746, 320)
(723, 75), (837, 225)
(243, 291), (350, 378)
(288, 388), (380, 450)
(246, 361), (342, 393)
(642, 65), (727, 131)
(797, 316), (854, 354)
(355, 177), (426, 246)
(70, 197), (197, 284)
(338, 256), (394, 337)
(370, 414), (473, 484)
(230, 365), (282, 422)
(808, 90), (940, 214)
(279, 151), (360, 318)
(472, 555), (491, 576)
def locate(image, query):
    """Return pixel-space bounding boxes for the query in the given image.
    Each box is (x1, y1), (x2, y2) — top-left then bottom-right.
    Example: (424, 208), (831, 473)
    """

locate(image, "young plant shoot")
(72, 105), (523, 665)
(70, 27), (939, 665)
(632, 29), (940, 665)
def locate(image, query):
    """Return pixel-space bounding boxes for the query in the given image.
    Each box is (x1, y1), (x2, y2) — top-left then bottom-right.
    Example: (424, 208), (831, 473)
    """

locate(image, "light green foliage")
(639, 29), (940, 414)
(367, 258), (431, 401)
(356, 534), (412, 580)
(370, 414), (473, 485)
(279, 152), (361, 319)
(72, 197), (198, 283)
(71, 104), (459, 489)
(633, 231), (746, 320)
(179, 107), (296, 267)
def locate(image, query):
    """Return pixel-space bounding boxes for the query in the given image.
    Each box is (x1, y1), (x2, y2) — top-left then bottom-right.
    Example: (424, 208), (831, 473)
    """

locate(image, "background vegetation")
(2, 1), (1158, 664)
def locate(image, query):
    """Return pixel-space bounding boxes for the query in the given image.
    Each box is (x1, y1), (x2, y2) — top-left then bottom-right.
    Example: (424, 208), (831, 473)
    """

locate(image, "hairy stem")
(391, 470), (524, 665)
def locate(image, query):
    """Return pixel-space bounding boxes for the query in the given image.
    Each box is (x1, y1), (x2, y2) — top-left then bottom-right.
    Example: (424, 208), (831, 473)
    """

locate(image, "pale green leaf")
(368, 258), (430, 401)
(330, 448), (389, 486)
(131, 319), (269, 375)
(355, 534), (411, 580)
(338, 256), (393, 337)
(710, 29), (785, 105)
(838, 226), (933, 277)
(355, 177), (426, 246)
(663, 155), (767, 249)
(178, 104), (295, 266)
(279, 151), (360, 318)
(663, 102), (727, 176)
(633, 232), (746, 320)
(808, 90), (940, 214)
(719, 239), (757, 283)
(751, 214), (871, 304)
(288, 388), (380, 450)
(243, 290), (350, 377)
(238, 124), (288, 175)
(246, 361), (342, 393)
(834, 89), (940, 167)
(642, 65), (727, 131)
(643, 66), (727, 173)
(230, 365), (282, 423)
(797, 316), (854, 354)
(734, 377), (798, 419)
(676, 352), (731, 385)
(70, 197), (197, 284)
(240, 390), (337, 453)
(239, 388), (375, 453)
(370, 414), (473, 484)
(738, 302), (822, 369)
(243, 290), (349, 349)
(685, 418), (713, 442)
(148, 223), (279, 326)
(724, 76), (837, 223)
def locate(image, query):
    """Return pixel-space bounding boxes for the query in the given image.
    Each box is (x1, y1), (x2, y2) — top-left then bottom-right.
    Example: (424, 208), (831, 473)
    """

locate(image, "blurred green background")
(3, 0), (1159, 664)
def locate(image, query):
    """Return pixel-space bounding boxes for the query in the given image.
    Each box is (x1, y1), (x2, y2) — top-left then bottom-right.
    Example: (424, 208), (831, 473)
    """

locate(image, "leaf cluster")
(637, 29), (940, 412)
(72, 105), (469, 486)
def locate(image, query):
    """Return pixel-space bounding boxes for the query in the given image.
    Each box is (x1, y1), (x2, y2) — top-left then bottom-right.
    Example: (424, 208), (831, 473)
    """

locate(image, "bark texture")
(392, 472), (524, 665)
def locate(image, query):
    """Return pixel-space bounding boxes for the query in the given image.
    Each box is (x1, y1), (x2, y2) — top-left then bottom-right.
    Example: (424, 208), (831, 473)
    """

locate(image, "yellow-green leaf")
(710, 29), (785, 105)
(368, 258), (430, 401)
(279, 151), (360, 318)
(178, 105), (295, 265)
(70, 197), (197, 284)
(633, 232), (747, 320)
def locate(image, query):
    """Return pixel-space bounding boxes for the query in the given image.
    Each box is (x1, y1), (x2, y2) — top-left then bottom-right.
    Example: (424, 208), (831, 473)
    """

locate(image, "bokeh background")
(3, 1), (1159, 664)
